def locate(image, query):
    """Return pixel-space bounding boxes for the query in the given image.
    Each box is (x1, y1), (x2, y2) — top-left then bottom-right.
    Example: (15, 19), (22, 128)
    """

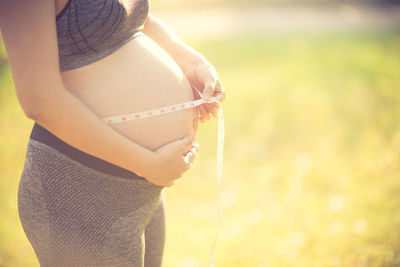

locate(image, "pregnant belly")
(60, 34), (198, 152)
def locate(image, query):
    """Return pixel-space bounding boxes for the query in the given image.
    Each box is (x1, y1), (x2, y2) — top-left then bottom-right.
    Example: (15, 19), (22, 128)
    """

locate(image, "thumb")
(203, 79), (216, 100)
(178, 135), (195, 154)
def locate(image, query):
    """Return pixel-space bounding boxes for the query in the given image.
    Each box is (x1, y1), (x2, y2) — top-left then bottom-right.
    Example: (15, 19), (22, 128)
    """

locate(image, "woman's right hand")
(141, 135), (199, 187)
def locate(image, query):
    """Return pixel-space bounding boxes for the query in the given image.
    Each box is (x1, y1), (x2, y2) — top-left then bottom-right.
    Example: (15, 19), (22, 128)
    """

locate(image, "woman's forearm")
(30, 85), (154, 177)
(142, 14), (208, 72)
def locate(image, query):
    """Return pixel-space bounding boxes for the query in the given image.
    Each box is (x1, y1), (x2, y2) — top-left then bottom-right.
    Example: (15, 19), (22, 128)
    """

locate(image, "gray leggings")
(18, 139), (166, 267)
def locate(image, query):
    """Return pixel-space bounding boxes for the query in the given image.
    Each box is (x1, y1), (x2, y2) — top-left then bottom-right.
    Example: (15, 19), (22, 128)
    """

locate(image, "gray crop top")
(56, 0), (149, 72)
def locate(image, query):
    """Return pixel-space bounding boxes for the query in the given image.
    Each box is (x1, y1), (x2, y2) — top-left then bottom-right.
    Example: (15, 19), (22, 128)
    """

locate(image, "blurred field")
(150, 0), (400, 11)
(1, 27), (400, 267)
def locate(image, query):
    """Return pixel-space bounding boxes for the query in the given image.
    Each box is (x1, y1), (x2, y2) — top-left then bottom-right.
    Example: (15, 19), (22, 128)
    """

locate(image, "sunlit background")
(1, 0), (400, 266)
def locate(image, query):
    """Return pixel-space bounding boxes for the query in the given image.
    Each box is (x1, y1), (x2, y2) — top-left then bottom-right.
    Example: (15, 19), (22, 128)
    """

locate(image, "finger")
(189, 144), (199, 156)
(196, 106), (206, 123)
(197, 107), (205, 123)
(198, 104), (211, 121)
(203, 78), (217, 100)
(183, 143), (199, 156)
(183, 149), (197, 165)
(183, 151), (192, 164)
(207, 101), (220, 108)
(208, 80), (225, 100)
(183, 142), (199, 164)
(212, 82), (225, 102)
(178, 135), (195, 153)
(205, 103), (219, 118)
(192, 143), (200, 150)
(201, 103), (213, 119)
(199, 116), (205, 123)
(212, 90), (226, 102)
(203, 99), (220, 117)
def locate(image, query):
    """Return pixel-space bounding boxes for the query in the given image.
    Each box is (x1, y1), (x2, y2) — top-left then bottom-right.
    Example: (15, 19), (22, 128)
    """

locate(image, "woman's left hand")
(185, 63), (226, 123)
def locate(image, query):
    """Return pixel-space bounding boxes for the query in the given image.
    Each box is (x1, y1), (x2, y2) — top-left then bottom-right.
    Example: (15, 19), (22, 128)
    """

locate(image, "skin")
(60, 34), (199, 152)
(0, 0), (225, 187)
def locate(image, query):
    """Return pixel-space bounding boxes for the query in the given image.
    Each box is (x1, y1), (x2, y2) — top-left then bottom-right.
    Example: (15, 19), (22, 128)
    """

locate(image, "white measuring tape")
(102, 84), (224, 267)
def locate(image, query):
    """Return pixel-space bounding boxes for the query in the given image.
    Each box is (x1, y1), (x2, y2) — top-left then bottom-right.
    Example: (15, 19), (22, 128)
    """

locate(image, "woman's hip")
(18, 137), (165, 265)
(18, 137), (164, 218)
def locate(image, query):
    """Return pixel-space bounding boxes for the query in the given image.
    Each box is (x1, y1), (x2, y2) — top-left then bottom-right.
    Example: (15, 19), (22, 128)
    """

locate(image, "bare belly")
(60, 34), (198, 152)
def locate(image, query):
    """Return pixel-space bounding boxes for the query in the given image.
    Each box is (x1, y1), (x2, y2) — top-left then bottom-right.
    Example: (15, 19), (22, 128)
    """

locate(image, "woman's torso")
(54, 0), (198, 152)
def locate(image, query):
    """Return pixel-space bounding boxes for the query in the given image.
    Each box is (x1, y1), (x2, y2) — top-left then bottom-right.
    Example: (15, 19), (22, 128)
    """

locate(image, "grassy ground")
(0, 31), (399, 266)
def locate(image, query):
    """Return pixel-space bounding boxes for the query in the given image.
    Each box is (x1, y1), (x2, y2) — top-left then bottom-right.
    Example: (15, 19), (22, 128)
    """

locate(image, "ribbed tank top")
(56, 0), (149, 72)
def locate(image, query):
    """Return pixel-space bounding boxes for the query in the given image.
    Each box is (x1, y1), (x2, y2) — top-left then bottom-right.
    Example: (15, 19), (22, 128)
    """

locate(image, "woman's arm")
(0, 0), (197, 187)
(142, 13), (226, 122)
(142, 14), (205, 73)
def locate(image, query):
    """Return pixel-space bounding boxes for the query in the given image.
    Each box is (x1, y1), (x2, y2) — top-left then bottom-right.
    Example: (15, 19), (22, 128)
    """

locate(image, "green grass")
(1, 31), (399, 266)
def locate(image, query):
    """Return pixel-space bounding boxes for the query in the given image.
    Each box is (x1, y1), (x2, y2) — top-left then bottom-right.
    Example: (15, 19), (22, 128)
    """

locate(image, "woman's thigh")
(18, 138), (164, 266)
(144, 192), (167, 267)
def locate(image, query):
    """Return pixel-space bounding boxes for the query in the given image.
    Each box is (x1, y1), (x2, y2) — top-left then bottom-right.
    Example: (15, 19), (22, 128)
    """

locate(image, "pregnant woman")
(0, 0), (225, 266)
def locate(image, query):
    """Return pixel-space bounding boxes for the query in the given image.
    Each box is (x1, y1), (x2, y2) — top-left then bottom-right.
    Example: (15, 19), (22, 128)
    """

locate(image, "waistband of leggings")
(29, 122), (147, 181)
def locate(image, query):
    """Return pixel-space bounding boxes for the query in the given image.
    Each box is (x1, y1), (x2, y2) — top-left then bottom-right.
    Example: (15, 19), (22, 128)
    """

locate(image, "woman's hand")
(185, 63), (226, 123)
(141, 14), (226, 122)
(141, 135), (199, 187)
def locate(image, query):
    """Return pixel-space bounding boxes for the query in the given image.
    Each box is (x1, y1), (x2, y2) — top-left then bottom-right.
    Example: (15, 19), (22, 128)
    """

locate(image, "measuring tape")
(102, 84), (224, 267)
